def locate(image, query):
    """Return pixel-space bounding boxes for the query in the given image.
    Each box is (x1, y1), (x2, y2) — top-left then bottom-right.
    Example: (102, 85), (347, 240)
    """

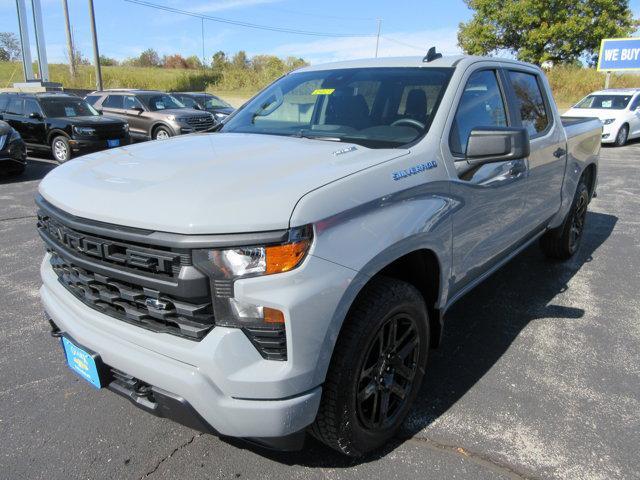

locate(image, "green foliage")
(184, 55), (203, 69)
(99, 55), (119, 67)
(124, 48), (161, 68)
(0, 32), (21, 62)
(458, 0), (640, 65)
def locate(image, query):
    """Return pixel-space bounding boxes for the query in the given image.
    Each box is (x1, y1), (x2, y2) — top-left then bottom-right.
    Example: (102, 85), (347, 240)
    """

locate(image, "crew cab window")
(6, 98), (24, 115)
(103, 95), (124, 109)
(449, 70), (507, 156)
(508, 71), (549, 136)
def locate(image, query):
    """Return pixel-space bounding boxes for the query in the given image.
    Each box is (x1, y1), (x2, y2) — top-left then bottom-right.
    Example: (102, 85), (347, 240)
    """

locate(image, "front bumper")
(69, 135), (131, 153)
(40, 250), (354, 439)
(0, 138), (27, 168)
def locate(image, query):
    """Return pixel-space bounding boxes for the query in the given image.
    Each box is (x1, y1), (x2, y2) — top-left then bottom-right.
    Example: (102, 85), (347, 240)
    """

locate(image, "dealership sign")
(597, 37), (640, 71)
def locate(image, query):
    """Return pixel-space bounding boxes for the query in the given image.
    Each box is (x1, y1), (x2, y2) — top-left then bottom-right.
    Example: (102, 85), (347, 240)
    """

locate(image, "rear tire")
(310, 277), (429, 457)
(540, 180), (589, 260)
(614, 124), (628, 147)
(51, 136), (71, 163)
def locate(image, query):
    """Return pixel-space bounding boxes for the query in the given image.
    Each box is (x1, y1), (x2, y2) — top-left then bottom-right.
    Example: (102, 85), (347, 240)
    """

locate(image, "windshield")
(203, 95), (231, 109)
(575, 94), (632, 110)
(140, 94), (185, 111)
(220, 67), (453, 148)
(40, 98), (99, 117)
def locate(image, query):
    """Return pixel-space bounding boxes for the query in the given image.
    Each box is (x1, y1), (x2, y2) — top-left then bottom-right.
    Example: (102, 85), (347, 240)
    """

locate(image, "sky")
(1, 0), (639, 66)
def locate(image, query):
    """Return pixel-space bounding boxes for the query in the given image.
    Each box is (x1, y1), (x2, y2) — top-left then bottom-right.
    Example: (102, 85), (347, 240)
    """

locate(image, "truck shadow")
(0, 158), (56, 185)
(234, 210), (617, 467)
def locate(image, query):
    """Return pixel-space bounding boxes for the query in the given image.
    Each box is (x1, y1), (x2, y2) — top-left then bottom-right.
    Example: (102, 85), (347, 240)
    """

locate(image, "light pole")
(88, 0), (103, 90)
(15, 0), (34, 81)
(61, 0), (75, 77)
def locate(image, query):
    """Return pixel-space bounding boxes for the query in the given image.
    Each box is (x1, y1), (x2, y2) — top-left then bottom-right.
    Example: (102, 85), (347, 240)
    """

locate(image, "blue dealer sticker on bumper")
(392, 161), (438, 181)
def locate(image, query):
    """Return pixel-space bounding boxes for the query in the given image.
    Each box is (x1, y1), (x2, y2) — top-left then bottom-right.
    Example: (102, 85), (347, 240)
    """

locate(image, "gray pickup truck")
(37, 54), (600, 456)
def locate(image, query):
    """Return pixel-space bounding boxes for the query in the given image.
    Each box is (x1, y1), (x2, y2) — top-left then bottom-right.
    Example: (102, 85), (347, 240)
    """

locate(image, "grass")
(2, 61), (640, 110)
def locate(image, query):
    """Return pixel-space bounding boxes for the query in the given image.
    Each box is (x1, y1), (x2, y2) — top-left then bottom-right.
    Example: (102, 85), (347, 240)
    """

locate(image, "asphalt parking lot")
(1, 142), (639, 480)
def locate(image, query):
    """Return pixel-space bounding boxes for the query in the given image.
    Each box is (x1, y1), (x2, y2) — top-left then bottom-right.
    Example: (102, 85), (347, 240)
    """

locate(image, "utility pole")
(375, 19), (382, 58)
(31, 0), (50, 81)
(604, 71), (611, 89)
(201, 18), (206, 71)
(61, 0), (75, 77)
(15, 0), (34, 81)
(88, 0), (103, 91)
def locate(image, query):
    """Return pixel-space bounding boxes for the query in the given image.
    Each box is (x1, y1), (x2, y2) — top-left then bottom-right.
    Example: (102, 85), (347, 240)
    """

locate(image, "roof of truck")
(295, 55), (538, 73)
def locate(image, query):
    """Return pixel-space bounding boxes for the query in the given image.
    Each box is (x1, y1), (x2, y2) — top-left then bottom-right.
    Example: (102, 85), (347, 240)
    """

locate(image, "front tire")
(51, 136), (71, 163)
(614, 124), (628, 147)
(310, 277), (429, 456)
(153, 126), (172, 140)
(540, 180), (589, 260)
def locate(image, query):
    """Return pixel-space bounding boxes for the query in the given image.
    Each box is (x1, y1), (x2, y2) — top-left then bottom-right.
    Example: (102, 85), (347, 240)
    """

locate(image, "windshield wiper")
(295, 130), (343, 142)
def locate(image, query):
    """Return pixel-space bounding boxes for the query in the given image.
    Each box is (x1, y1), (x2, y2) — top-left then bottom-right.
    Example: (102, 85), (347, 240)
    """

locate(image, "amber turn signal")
(265, 239), (311, 274)
(264, 307), (285, 324)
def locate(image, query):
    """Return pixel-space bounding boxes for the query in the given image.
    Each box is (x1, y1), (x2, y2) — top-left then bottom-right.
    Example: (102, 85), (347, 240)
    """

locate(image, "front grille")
(50, 251), (214, 339)
(184, 115), (214, 131)
(94, 126), (127, 140)
(37, 200), (214, 340)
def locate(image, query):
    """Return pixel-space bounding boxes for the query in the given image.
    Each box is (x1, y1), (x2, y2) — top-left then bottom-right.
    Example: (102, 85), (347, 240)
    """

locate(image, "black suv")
(0, 92), (130, 163)
(170, 92), (234, 123)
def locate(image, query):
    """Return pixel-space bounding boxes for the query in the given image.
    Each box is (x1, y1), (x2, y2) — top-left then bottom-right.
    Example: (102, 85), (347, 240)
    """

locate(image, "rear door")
(22, 99), (47, 146)
(444, 66), (529, 296)
(504, 69), (565, 228)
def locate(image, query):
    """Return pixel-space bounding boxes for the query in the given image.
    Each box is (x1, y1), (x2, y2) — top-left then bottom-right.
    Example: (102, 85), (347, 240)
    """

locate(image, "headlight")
(214, 112), (227, 119)
(73, 126), (96, 135)
(122, 123), (129, 132)
(192, 225), (313, 329)
(602, 118), (616, 125)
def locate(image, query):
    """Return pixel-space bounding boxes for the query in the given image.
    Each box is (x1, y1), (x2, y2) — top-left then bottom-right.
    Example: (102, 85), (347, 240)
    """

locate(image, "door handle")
(553, 147), (566, 158)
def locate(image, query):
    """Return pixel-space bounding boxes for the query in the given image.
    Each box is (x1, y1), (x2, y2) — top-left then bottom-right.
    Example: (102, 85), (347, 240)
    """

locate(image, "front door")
(122, 95), (147, 137)
(22, 99), (47, 146)
(444, 67), (530, 297)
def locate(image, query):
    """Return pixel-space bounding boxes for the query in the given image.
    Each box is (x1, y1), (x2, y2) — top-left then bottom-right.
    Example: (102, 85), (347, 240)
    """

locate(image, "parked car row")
(0, 90), (234, 167)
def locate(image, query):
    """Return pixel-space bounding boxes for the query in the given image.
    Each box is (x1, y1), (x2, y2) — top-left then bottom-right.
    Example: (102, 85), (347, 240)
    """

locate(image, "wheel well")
(47, 130), (69, 144)
(582, 163), (597, 200)
(375, 249), (442, 348)
(151, 123), (170, 137)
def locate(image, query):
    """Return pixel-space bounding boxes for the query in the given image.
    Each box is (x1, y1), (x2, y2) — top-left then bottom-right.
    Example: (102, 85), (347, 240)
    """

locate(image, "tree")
(211, 50), (227, 70)
(99, 55), (119, 66)
(0, 32), (21, 61)
(163, 54), (188, 69)
(184, 55), (203, 69)
(458, 0), (639, 65)
(136, 48), (161, 67)
(232, 50), (248, 69)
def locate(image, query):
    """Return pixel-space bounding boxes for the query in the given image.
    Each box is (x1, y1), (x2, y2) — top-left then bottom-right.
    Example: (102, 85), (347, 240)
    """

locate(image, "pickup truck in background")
(36, 53), (601, 456)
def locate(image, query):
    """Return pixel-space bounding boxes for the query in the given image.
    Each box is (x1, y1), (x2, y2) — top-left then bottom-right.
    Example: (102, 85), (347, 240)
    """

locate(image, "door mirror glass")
(465, 127), (530, 166)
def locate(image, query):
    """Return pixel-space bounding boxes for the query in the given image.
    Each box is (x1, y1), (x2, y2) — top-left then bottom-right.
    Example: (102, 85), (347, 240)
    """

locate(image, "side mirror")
(464, 127), (530, 166)
(29, 112), (42, 120)
(129, 106), (143, 113)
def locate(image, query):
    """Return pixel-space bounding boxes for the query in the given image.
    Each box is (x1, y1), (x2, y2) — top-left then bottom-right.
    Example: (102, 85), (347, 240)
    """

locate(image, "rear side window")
(85, 94), (101, 105)
(102, 95), (123, 109)
(508, 71), (549, 136)
(24, 99), (43, 117)
(449, 70), (507, 156)
(0, 95), (9, 112)
(6, 98), (24, 115)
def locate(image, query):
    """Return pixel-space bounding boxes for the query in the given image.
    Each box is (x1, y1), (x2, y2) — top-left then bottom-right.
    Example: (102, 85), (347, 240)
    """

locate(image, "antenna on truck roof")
(423, 46), (442, 63)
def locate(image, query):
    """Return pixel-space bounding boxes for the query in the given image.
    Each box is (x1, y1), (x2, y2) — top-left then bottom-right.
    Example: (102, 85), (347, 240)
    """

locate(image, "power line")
(123, 0), (376, 38)
(381, 36), (426, 52)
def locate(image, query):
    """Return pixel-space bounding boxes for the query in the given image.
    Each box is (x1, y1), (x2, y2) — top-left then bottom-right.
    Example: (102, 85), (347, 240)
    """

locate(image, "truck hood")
(39, 133), (408, 234)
